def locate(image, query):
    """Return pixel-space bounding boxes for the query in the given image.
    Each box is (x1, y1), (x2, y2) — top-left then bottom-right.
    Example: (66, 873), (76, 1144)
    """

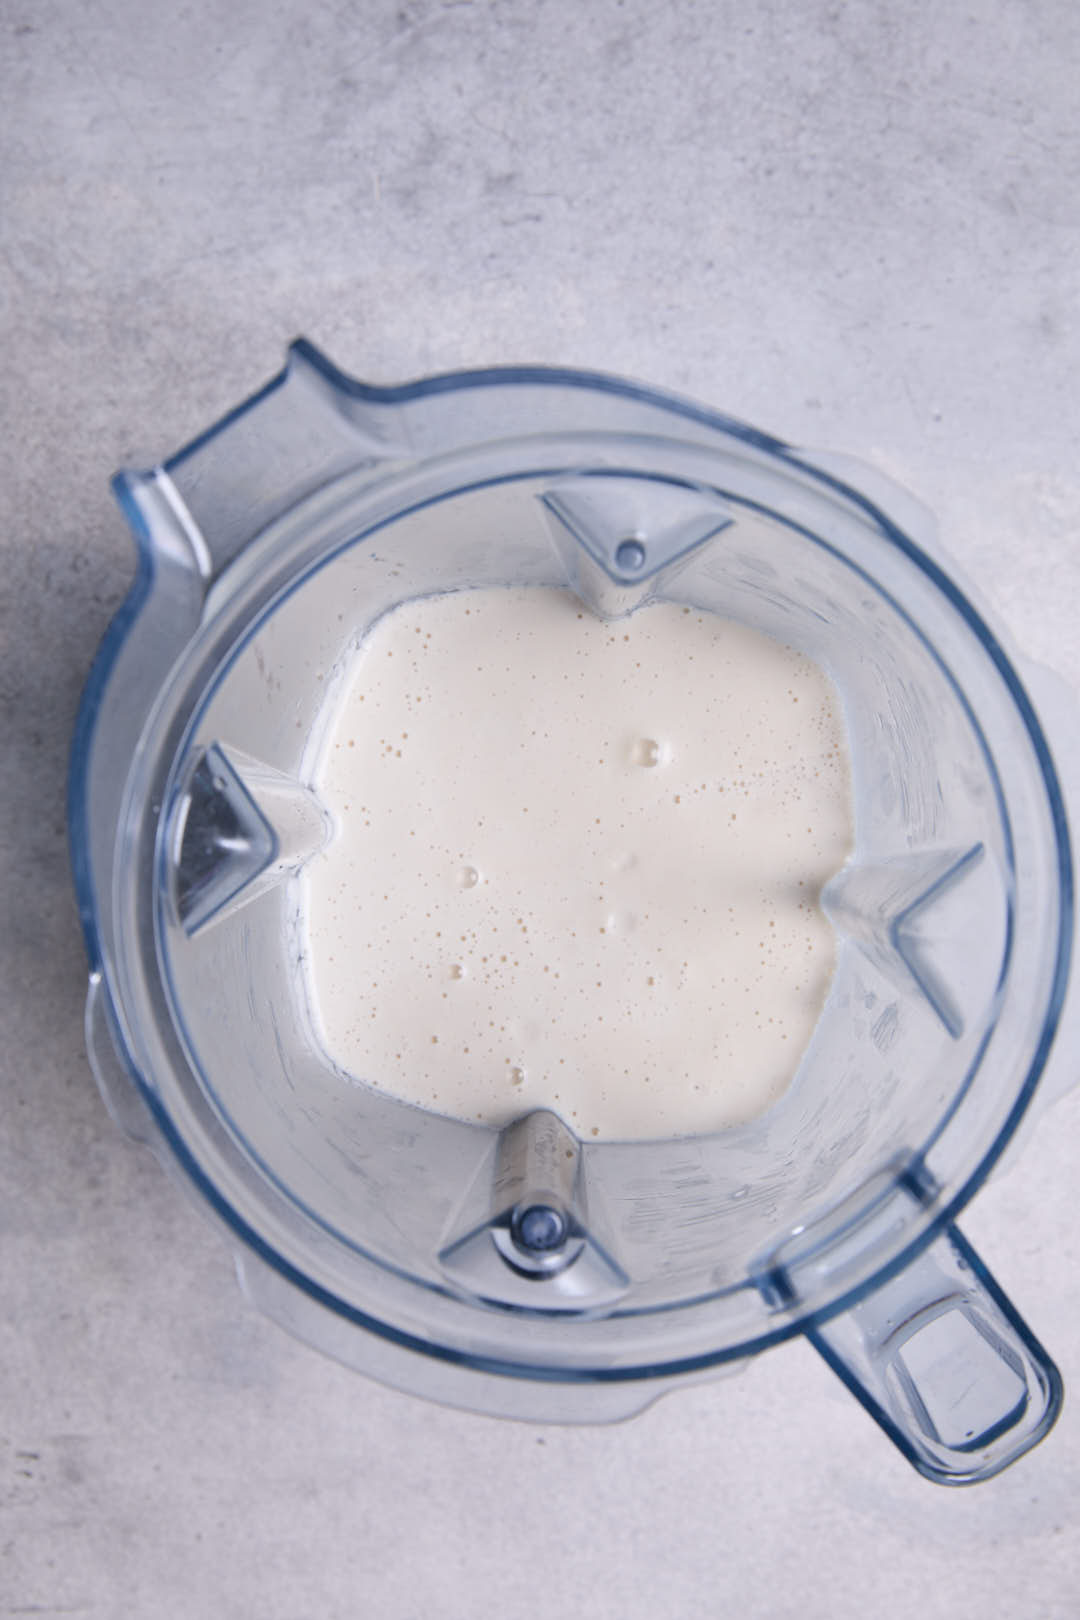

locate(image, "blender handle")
(806, 1223), (1062, 1484)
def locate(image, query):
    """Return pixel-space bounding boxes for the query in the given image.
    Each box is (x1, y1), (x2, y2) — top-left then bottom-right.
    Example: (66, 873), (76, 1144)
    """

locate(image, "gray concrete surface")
(3, 1), (1079, 1615)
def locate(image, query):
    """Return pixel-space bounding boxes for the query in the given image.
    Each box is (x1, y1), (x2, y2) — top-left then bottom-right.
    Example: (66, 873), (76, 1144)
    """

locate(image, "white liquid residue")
(302, 586), (853, 1138)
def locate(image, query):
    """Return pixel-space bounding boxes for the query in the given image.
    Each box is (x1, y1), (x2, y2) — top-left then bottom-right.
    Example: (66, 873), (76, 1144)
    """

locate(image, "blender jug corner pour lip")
(68, 339), (1076, 1482)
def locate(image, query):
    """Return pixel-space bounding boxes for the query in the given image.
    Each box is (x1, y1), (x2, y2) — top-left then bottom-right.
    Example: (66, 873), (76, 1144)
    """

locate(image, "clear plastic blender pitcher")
(69, 342), (1077, 1484)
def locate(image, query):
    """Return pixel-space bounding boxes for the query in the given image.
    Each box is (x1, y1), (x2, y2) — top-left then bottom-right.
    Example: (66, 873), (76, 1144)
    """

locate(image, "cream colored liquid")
(302, 586), (853, 1138)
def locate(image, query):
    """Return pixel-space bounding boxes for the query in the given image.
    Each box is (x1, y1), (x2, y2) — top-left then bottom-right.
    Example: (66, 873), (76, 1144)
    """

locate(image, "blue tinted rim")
(67, 480), (157, 972)
(74, 356), (1073, 1384)
(291, 338), (791, 453)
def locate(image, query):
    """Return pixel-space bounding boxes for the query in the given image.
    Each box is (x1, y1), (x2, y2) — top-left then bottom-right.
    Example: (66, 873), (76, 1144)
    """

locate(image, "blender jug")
(69, 342), (1077, 1485)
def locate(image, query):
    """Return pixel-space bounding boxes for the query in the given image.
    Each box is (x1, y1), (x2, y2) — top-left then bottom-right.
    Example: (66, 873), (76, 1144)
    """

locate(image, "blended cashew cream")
(302, 586), (853, 1138)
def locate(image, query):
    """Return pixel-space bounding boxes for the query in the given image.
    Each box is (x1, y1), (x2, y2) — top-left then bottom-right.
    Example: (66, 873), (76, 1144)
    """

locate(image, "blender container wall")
(69, 342), (1076, 1483)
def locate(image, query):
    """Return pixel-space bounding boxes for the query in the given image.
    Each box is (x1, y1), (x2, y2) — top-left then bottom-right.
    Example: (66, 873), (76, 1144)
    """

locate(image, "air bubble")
(630, 737), (663, 768)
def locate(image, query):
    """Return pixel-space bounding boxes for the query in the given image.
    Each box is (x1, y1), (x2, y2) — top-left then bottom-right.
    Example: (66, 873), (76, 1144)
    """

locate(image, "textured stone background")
(2, 2), (1078, 1614)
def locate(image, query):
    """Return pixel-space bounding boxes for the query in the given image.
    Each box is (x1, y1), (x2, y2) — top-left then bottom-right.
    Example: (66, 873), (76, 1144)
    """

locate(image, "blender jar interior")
(110, 437), (1067, 1378)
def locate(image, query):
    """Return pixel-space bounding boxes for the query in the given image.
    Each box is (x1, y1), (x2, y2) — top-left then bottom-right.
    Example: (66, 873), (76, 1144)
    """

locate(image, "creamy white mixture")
(302, 586), (853, 1138)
